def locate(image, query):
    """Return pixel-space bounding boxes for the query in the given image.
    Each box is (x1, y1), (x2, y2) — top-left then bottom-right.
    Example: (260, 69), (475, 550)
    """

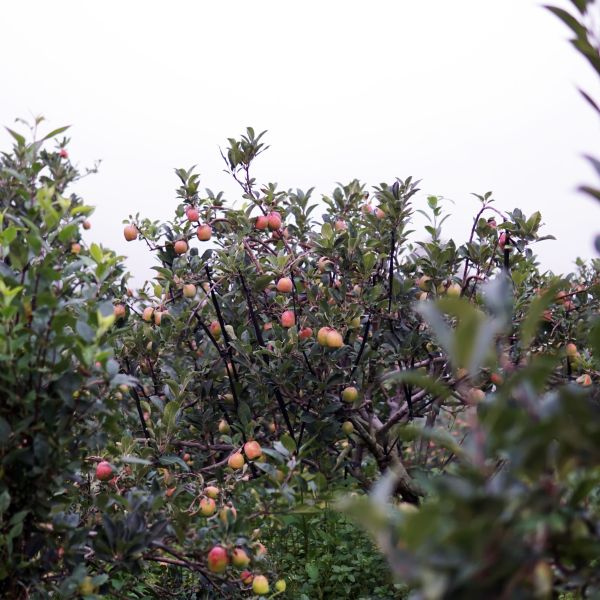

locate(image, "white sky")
(2, 0), (599, 283)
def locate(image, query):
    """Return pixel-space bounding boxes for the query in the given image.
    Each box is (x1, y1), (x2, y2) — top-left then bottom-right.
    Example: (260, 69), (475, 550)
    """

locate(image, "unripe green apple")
(341, 386), (358, 403)
(446, 283), (461, 297)
(342, 421), (354, 435)
(218, 419), (231, 434)
(275, 579), (287, 592)
(205, 485), (219, 499)
(252, 575), (269, 595)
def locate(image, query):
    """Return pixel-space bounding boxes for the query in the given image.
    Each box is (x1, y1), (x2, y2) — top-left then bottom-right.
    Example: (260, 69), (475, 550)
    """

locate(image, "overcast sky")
(1, 0), (598, 283)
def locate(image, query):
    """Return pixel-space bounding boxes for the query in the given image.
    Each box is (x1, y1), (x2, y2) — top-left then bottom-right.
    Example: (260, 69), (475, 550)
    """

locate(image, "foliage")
(1, 5), (599, 597)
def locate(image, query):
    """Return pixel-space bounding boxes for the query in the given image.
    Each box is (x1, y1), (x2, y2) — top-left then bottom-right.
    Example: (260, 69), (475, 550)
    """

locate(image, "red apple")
(70, 242), (81, 254)
(209, 320), (222, 338)
(96, 461), (113, 481)
(197, 224), (212, 241)
(142, 307), (154, 322)
(498, 232), (508, 250)
(82, 220), (91, 230)
(123, 224), (138, 241)
(276, 277), (293, 293)
(280, 310), (295, 328)
(59, 148), (69, 159)
(255, 215), (268, 230)
(113, 304), (126, 320)
(186, 207), (200, 222)
(241, 570), (254, 585)
(174, 239), (188, 254)
(299, 327), (313, 340)
(334, 219), (347, 232)
(243, 441), (262, 460)
(207, 546), (229, 573)
(267, 211), (282, 230)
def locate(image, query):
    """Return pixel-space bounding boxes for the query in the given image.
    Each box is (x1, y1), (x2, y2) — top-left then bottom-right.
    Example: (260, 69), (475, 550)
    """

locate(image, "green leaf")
(279, 433), (296, 454)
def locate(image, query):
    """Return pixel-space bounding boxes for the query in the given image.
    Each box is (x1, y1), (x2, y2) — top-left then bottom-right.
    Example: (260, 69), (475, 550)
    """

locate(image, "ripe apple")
(232, 547), (251, 568)
(182, 453), (191, 462)
(342, 421), (354, 435)
(375, 208), (385, 219)
(113, 304), (127, 320)
(96, 461), (113, 481)
(228, 452), (245, 469)
(317, 327), (332, 346)
(199, 497), (216, 517)
(252, 575), (269, 595)
(267, 211), (282, 230)
(341, 386), (358, 403)
(244, 440), (262, 460)
(565, 343), (579, 358)
(280, 310), (295, 328)
(197, 224), (212, 241)
(577, 373), (592, 386)
(123, 224), (138, 241)
(154, 310), (165, 326)
(82, 220), (91, 230)
(183, 284), (197, 298)
(241, 570), (254, 585)
(209, 320), (222, 338)
(299, 327), (313, 340)
(498, 232), (508, 250)
(218, 419), (231, 434)
(186, 207), (200, 222)
(142, 306), (154, 322)
(165, 486), (176, 498)
(205, 485), (219, 499)
(490, 372), (503, 386)
(207, 546), (229, 573)
(326, 329), (344, 348)
(255, 215), (268, 230)
(59, 148), (69, 159)
(275, 579), (287, 592)
(276, 277), (293, 293)
(174, 240), (188, 254)
(70, 242), (81, 254)
(446, 283), (461, 297)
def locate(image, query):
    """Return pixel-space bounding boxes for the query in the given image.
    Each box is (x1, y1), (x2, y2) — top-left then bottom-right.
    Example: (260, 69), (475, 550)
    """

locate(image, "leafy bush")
(1, 4), (599, 597)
